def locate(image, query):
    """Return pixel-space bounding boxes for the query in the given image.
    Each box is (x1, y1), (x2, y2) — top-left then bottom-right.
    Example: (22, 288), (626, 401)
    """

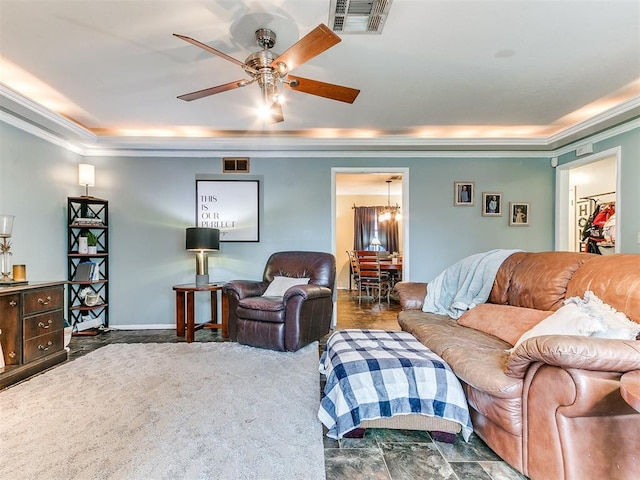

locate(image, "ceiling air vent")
(329, 0), (393, 34)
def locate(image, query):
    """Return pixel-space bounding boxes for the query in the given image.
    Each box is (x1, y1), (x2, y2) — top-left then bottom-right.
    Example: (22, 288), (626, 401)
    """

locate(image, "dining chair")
(355, 252), (391, 304)
(346, 250), (361, 293)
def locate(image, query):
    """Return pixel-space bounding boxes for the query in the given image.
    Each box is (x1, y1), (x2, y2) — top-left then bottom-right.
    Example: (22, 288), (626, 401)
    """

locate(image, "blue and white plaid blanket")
(318, 329), (473, 441)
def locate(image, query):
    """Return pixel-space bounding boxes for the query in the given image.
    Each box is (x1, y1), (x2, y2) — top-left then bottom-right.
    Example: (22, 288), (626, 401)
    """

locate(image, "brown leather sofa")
(223, 251), (335, 352)
(394, 252), (640, 480)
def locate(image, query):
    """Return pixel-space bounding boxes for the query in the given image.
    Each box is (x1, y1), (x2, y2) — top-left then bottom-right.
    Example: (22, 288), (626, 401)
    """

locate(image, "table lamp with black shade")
(186, 227), (220, 286)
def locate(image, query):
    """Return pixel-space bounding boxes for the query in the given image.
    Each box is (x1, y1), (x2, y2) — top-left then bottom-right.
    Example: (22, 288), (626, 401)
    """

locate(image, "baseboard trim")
(109, 324), (175, 330)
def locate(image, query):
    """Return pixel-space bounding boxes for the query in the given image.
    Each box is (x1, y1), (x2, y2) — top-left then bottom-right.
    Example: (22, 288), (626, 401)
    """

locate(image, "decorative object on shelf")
(186, 227), (220, 286)
(454, 182), (474, 206)
(79, 287), (100, 306)
(86, 231), (98, 254)
(78, 235), (89, 254)
(78, 163), (95, 197)
(0, 214), (15, 283)
(85, 294), (101, 306)
(378, 180), (401, 222)
(12, 264), (26, 282)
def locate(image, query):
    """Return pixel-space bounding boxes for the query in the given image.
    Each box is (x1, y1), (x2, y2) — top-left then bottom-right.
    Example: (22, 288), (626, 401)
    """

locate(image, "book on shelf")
(73, 261), (100, 282)
(72, 217), (104, 226)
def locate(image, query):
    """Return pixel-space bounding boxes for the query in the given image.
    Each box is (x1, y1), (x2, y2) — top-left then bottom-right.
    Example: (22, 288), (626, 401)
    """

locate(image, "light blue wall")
(2, 120), (635, 327)
(557, 127), (640, 253)
(0, 126), (81, 280)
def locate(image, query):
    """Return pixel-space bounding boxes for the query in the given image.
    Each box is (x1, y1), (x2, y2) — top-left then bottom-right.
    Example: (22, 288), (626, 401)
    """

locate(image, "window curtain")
(353, 206), (400, 252)
(378, 213), (399, 253)
(353, 207), (377, 250)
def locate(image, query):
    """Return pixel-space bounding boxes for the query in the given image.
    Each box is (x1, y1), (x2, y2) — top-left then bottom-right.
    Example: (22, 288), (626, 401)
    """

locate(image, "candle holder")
(0, 237), (12, 282)
(0, 215), (25, 285)
(0, 215), (14, 283)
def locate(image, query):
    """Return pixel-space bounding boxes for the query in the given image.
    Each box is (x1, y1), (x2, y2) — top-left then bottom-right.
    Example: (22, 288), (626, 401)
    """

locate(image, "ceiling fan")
(173, 24), (360, 123)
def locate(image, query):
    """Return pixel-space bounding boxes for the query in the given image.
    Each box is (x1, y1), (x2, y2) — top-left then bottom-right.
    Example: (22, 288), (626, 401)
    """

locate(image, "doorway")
(555, 147), (620, 253)
(332, 167), (409, 291)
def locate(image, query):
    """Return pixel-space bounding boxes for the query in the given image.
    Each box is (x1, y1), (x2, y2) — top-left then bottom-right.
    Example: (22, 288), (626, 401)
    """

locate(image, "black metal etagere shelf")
(67, 197), (109, 331)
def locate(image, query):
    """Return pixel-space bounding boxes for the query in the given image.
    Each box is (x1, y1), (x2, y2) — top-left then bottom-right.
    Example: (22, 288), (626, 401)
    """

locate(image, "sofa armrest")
(505, 335), (640, 378)
(283, 284), (332, 301)
(223, 280), (266, 300)
(393, 282), (427, 310)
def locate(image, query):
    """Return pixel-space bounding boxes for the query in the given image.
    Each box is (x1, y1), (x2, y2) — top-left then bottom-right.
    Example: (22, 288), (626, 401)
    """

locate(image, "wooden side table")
(620, 370), (640, 413)
(173, 283), (228, 343)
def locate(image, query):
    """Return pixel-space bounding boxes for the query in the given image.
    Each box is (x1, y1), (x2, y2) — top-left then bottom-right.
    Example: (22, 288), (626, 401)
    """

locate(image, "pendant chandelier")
(378, 180), (401, 222)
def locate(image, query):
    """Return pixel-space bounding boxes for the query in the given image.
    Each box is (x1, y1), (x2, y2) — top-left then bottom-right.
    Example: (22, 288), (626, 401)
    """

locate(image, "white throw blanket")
(423, 249), (521, 319)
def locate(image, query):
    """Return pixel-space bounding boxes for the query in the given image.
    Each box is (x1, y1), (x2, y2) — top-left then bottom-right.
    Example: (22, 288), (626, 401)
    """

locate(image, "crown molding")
(2, 85), (638, 158)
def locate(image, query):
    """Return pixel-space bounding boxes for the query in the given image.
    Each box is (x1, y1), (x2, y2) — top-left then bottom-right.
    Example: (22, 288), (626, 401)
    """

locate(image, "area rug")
(0, 342), (325, 480)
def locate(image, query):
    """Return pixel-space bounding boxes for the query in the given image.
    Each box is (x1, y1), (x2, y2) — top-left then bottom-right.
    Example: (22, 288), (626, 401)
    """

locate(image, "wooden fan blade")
(273, 24), (341, 73)
(173, 33), (256, 72)
(285, 75), (360, 104)
(177, 80), (246, 101)
(269, 102), (284, 123)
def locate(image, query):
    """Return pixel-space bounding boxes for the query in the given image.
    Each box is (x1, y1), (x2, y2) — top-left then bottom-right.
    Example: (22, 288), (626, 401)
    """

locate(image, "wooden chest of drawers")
(0, 282), (67, 389)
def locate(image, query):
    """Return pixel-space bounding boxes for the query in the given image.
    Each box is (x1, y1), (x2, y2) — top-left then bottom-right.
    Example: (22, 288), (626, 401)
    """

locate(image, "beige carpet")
(0, 342), (325, 480)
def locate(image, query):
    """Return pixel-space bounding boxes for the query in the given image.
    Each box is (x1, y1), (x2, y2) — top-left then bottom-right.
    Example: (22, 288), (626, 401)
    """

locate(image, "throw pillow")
(570, 291), (640, 340)
(262, 276), (310, 297)
(457, 304), (553, 346)
(510, 303), (606, 352)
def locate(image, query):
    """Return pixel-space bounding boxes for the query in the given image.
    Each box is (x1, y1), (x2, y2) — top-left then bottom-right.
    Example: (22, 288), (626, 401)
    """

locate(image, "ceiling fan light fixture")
(275, 61), (288, 76)
(174, 23), (359, 123)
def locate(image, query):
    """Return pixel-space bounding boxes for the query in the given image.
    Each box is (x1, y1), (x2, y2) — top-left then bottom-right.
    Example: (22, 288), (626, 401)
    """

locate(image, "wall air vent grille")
(329, 0), (393, 34)
(222, 157), (250, 173)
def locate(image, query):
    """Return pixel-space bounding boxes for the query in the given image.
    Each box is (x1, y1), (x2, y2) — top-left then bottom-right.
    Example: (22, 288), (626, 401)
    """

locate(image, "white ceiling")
(1, 0), (639, 154)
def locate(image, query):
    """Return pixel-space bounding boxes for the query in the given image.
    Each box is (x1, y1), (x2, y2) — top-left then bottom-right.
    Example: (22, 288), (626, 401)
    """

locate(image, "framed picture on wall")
(509, 202), (530, 226)
(482, 192), (502, 216)
(454, 181), (474, 206)
(195, 180), (259, 241)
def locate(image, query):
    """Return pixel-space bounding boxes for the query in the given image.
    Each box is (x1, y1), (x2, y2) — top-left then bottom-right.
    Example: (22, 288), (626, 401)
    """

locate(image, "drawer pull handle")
(38, 296), (52, 305)
(38, 341), (53, 351)
(38, 319), (54, 329)
(9, 300), (17, 307)
(9, 351), (16, 359)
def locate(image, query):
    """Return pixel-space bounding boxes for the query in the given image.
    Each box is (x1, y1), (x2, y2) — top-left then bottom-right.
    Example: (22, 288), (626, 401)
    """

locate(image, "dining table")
(379, 260), (402, 284)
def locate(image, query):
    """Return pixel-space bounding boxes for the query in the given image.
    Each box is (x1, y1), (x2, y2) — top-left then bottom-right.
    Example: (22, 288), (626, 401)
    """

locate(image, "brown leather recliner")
(223, 251), (336, 352)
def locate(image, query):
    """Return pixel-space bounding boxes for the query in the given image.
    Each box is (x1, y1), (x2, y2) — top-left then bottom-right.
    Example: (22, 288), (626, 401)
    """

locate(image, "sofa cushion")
(262, 276), (309, 297)
(490, 252), (594, 311)
(237, 296), (285, 323)
(511, 303), (606, 351)
(457, 304), (553, 346)
(567, 291), (640, 340)
(399, 311), (522, 399)
(566, 254), (640, 323)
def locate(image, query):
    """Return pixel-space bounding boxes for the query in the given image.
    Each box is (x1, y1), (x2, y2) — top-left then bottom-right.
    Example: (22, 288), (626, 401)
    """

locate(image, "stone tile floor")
(61, 289), (527, 480)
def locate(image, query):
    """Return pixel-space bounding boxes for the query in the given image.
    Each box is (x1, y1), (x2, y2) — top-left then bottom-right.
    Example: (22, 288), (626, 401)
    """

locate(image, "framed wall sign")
(196, 180), (259, 241)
